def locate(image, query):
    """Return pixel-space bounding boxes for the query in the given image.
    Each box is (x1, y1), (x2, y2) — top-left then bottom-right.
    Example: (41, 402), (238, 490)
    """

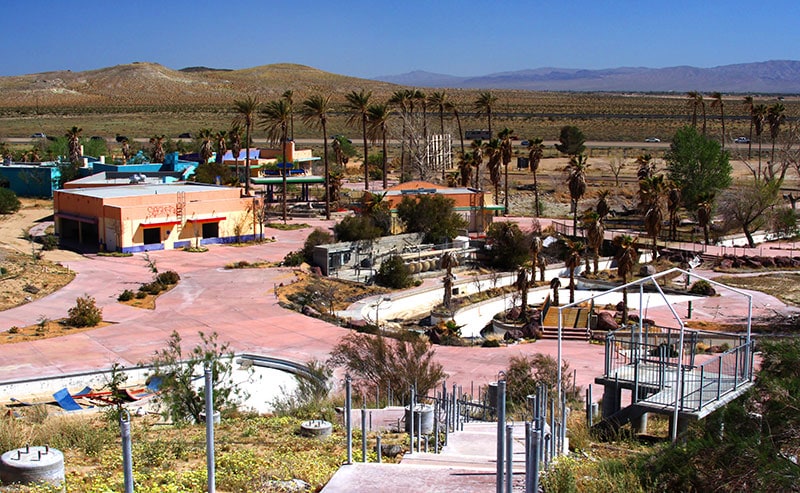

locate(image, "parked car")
(90, 135), (105, 141)
(520, 140), (530, 147)
(30, 132), (46, 139)
(178, 132), (193, 139)
(734, 136), (750, 144)
(644, 137), (660, 143)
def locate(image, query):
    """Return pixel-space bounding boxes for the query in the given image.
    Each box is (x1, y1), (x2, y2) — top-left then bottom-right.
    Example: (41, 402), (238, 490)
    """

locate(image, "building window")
(202, 222), (219, 239)
(143, 228), (161, 245)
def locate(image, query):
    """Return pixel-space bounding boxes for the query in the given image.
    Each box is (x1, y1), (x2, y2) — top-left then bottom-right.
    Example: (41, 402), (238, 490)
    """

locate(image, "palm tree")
(515, 267), (530, 315)
(484, 138), (502, 209)
(281, 90), (294, 141)
(457, 152), (472, 187)
(345, 90), (372, 190)
(527, 138), (545, 216)
(428, 91), (449, 136)
(214, 130), (227, 164)
(149, 135), (165, 164)
(229, 125), (242, 183)
(441, 252), (458, 310)
(550, 277), (561, 306)
(686, 91), (706, 134)
(743, 96), (755, 158)
(300, 94), (333, 219)
(635, 153), (654, 180)
(596, 189), (611, 220)
(470, 139), (484, 189)
(65, 126), (82, 165)
(696, 193), (714, 246)
(260, 99), (291, 222)
(198, 128), (214, 165)
(410, 89), (427, 143)
(474, 91), (498, 138)
(367, 103), (393, 190)
(767, 102), (786, 164)
(499, 128), (514, 214)
(565, 154), (589, 235)
(613, 234), (637, 324)
(564, 239), (583, 304)
(233, 96), (259, 196)
(530, 235), (542, 282)
(388, 90), (411, 181)
(445, 100), (465, 155)
(639, 174), (666, 260)
(710, 92), (725, 148)
(583, 210), (604, 274)
(667, 184), (681, 241)
(753, 103), (768, 174)
(120, 137), (131, 164)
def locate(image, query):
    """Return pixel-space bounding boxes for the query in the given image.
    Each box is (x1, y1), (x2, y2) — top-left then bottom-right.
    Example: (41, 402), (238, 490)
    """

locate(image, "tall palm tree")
(233, 96), (259, 196)
(515, 267), (530, 315)
(596, 189), (611, 220)
(710, 91), (725, 148)
(565, 154), (589, 235)
(639, 174), (666, 260)
(260, 99), (291, 222)
(583, 210), (604, 274)
(696, 193), (714, 246)
(149, 135), (165, 164)
(120, 137), (131, 164)
(214, 130), (227, 164)
(229, 125), (242, 183)
(743, 96), (755, 158)
(484, 138), (502, 208)
(530, 235), (542, 282)
(65, 126), (82, 165)
(550, 277), (561, 306)
(667, 184), (681, 241)
(564, 238), (584, 304)
(345, 90), (372, 190)
(635, 153), (654, 180)
(686, 91), (706, 134)
(441, 251), (458, 310)
(389, 90), (411, 181)
(613, 234), (637, 324)
(445, 100), (465, 154)
(428, 91), (449, 136)
(198, 128), (214, 165)
(457, 151), (472, 187)
(498, 128), (514, 214)
(470, 139), (484, 189)
(301, 94), (333, 219)
(281, 90), (294, 141)
(767, 102), (786, 164)
(527, 138), (545, 217)
(474, 91), (498, 138)
(367, 103), (393, 190)
(753, 103), (768, 174)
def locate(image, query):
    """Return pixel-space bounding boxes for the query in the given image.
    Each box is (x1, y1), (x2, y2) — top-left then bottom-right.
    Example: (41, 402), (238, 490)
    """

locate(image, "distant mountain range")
(374, 60), (800, 93)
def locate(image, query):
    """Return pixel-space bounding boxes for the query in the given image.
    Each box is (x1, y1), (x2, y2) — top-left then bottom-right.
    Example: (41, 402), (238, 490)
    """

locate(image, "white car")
(734, 136), (750, 144)
(644, 137), (660, 143)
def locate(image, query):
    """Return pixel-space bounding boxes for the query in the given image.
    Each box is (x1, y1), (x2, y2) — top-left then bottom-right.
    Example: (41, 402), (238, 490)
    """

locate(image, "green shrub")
(140, 282), (165, 295)
(66, 294), (103, 327)
(689, 280), (715, 295)
(0, 188), (21, 214)
(156, 270), (180, 285)
(135, 290), (147, 299)
(374, 255), (413, 289)
(302, 228), (333, 263)
(40, 233), (59, 251)
(482, 339), (501, 348)
(118, 289), (135, 301)
(0, 266), (6, 275)
(282, 250), (305, 266)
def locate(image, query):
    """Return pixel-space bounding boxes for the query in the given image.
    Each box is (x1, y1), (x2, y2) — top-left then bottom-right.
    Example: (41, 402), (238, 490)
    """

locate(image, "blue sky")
(3, 0), (798, 78)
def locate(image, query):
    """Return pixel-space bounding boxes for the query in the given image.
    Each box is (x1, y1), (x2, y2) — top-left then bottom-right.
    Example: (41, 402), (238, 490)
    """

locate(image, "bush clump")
(66, 294), (103, 327)
(689, 280), (716, 296)
(135, 291), (147, 299)
(374, 255), (413, 289)
(40, 234), (59, 251)
(156, 270), (180, 285)
(282, 250), (305, 266)
(139, 282), (165, 295)
(0, 188), (21, 214)
(118, 289), (135, 301)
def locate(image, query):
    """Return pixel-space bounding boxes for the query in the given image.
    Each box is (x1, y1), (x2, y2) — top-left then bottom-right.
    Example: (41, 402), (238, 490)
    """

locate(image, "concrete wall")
(0, 164), (60, 198)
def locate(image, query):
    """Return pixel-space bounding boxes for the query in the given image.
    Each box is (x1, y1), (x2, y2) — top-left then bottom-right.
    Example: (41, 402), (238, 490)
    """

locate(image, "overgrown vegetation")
(0, 188), (21, 214)
(65, 293), (102, 327)
(374, 254), (414, 289)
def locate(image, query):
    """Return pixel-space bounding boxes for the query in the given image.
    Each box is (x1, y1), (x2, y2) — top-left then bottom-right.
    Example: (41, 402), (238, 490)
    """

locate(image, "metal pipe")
(409, 386), (415, 456)
(204, 367), (215, 493)
(532, 429), (540, 493)
(525, 422), (532, 493)
(376, 434), (382, 463)
(435, 398), (440, 454)
(496, 379), (506, 493)
(120, 410), (134, 493)
(505, 424), (513, 493)
(346, 375), (352, 464)
(361, 407), (367, 462)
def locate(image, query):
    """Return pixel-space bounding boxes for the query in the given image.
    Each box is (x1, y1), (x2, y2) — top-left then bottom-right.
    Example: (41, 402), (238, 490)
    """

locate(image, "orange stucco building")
(54, 183), (260, 253)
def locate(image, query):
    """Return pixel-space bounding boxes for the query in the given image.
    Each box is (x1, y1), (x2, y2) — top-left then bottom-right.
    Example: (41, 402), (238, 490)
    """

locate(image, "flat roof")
(56, 182), (234, 199)
(251, 176), (325, 185)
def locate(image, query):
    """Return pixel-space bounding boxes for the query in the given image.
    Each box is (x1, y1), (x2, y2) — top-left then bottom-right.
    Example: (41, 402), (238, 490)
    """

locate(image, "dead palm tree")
(499, 128), (514, 214)
(583, 210), (604, 274)
(121, 137), (131, 163)
(710, 91), (725, 148)
(596, 189), (611, 220)
(260, 99), (291, 222)
(301, 94), (333, 219)
(743, 96), (755, 158)
(367, 103), (393, 190)
(233, 96), (259, 195)
(345, 90), (372, 190)
(550, 277), (561, 306)
(635, 153), (654, 180)
(516, 267), (530, 315)
(565, 154), (589, 235)
(767, 102), (786, 164)
(149, 135), (165, 164)
(564, 239), (584, 303)
(667, 184), (681, 241)
(65, 126), (82, 165)
(527, 138), (545, 217)
(613, 234), (637, 324)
